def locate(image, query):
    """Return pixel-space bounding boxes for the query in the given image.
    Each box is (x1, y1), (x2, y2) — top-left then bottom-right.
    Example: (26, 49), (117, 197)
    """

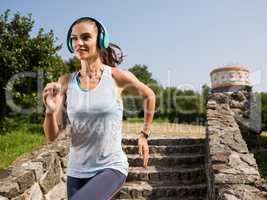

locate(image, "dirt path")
(122, 122), (206, 139)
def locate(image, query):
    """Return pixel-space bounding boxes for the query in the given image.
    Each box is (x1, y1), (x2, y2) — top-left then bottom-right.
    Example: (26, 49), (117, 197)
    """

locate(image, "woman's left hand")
(138, 134), (149, 169)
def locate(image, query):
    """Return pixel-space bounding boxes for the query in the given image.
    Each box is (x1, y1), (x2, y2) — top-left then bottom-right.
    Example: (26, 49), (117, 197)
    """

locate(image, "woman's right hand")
(42, 82), (62, 114)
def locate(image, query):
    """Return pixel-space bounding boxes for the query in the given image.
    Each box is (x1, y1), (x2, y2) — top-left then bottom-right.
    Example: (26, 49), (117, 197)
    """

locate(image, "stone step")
(123, 144), (205, 155)
(113, 181), (207, 199)
(117, 198), (206, 200)
(127, 153), (205, 167)
(122, 138), (206, 146)
(126, 166), (206, 184)
(154, 198), (206, 200)
(116, 138), (208, 199)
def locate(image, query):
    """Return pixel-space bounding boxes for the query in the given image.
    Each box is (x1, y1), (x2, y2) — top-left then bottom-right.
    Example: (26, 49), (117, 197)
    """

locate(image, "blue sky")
(1, 0), (267, 92)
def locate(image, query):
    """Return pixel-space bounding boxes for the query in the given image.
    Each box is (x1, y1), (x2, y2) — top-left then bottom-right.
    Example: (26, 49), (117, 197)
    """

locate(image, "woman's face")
(71, 21), (99, 61)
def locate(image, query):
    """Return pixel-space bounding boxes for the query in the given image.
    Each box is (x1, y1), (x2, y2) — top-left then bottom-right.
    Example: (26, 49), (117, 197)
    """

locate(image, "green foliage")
(123, 64), (208, 124)
(0, 113), (44, 135)
(254, 133), (267, 181)
(123, 64), (162, 119)
(65, 56), (81, 72)
(0, 10), (68, 130)
(200, 84), (210, 114)
(0, 116), (19, 134)
(255, 151), (267, 182)
(0, 9), (67, 81)
(128, 65), (157, 84)
(161, 87), (206, 123)
(128, 64), (161, 94)
(260, 92), (267, 130)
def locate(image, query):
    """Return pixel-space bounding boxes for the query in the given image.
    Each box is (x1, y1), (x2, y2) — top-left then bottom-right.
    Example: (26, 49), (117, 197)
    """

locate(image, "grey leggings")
(67, 168), (126, 200)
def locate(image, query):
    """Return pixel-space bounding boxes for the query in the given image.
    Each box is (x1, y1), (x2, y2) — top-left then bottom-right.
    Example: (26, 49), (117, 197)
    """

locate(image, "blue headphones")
(67, 17), (110, 53)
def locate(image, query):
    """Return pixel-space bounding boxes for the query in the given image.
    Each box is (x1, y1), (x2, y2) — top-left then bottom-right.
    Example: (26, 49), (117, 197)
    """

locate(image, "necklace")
(79, 67), (104, 81)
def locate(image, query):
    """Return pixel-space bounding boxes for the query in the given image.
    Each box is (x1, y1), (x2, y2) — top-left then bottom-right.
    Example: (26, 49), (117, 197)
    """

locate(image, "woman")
(42, 17), (155, 200)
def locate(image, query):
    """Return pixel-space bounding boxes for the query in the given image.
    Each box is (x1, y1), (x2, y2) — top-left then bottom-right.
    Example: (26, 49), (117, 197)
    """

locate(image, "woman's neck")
(79, 58), (104, 77)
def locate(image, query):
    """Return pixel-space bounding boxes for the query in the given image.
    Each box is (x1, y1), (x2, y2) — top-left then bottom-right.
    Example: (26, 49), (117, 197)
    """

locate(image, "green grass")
(0, 124), (45, 170)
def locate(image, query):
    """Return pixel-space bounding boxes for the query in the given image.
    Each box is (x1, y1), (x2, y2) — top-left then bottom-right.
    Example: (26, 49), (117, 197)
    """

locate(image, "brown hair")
(72, 18), (125, 67)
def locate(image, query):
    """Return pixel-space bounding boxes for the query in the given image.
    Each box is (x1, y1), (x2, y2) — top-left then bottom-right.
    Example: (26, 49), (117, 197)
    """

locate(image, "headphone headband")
(67, 17), (109, 53)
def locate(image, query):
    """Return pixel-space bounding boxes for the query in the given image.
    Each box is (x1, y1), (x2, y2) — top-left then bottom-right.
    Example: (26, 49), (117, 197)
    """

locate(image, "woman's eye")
(82, 36), (90, 40)
(71, 37), (77, 41)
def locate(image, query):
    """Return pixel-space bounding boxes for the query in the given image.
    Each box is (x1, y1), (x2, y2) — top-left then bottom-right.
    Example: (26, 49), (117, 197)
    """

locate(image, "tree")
(128, 64), (161, 94)
(166, 88), (201, 123)
(260, 92), (267, 131)
(200, 83), (210, 120)
(0, 10), (67, 130)
(123, 64), (161, 119)
(65, 56), (80, 72)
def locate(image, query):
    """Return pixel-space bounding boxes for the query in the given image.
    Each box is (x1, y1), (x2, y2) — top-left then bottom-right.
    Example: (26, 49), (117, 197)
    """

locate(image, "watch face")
(141, 131), (149, 138)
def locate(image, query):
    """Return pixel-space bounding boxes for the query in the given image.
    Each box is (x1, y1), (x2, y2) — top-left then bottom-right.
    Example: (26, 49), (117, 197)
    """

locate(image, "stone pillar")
(206, 65), (267, 199)
(210, 66), (251, 93)
(210, 65), (261, 149)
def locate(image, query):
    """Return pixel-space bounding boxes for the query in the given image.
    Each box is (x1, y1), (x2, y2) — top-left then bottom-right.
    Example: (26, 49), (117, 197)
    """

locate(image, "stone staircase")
(113, 138), (207, 200)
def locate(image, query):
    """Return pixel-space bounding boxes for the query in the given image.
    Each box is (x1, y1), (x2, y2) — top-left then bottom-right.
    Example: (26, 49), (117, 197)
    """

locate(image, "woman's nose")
(77, 38), (84, 45)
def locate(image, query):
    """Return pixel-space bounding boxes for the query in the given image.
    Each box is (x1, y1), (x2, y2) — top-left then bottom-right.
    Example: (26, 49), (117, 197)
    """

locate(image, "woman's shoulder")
(108, 66), (135, 87)
(58, 73), (70, 84)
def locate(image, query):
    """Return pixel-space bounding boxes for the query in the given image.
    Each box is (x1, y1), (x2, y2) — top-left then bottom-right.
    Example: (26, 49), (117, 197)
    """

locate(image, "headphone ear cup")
(98, 31), (109, 49)
(103, 32), (109, 49)
(67, 27), (74, 53)
(98, 32), (105, 49)
(68, 38), (74, 53)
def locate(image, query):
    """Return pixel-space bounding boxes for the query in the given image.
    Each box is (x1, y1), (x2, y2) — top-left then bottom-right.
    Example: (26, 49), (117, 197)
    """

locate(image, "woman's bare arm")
(112, 67), (156, 168)
(112, 67), (156, 131)
(43, 74), (69, 142)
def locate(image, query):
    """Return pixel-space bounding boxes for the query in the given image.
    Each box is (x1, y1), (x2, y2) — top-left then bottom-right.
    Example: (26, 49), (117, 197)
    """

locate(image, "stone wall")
(0, 128), (70, 200)
(206, 91), (267, 199)
(1, 89), (267, 200)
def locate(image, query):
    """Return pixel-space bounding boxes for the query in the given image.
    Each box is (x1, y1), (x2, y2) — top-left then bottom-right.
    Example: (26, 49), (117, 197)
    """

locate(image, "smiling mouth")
(77, 49), (88, 52)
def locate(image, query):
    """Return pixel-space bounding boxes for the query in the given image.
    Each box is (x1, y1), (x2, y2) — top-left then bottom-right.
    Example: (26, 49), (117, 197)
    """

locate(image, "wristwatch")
(140, 130), (151, 139)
